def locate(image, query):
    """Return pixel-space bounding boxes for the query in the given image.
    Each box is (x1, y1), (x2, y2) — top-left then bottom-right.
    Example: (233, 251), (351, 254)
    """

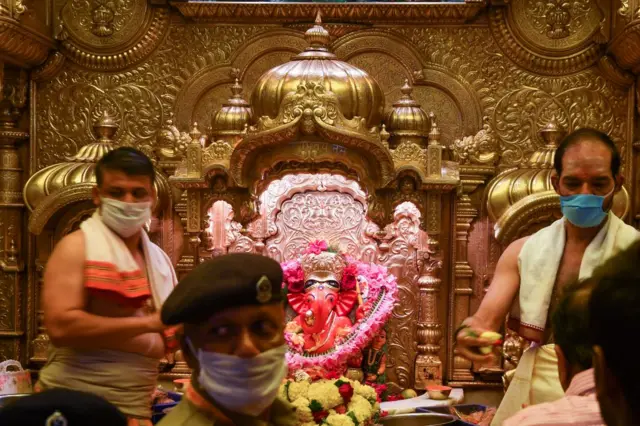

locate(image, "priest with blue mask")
(158, 253), (296, 426)
(454, 127), (640, 425)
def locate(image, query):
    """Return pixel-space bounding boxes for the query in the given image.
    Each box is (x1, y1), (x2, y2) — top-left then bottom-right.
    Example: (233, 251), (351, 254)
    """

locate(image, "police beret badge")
(256, 275), (272, 303)
(45, 411), (68, 426)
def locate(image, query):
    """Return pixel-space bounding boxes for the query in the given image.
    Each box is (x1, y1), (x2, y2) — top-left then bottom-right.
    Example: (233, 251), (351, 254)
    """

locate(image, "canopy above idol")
(170, 14), (459, 232)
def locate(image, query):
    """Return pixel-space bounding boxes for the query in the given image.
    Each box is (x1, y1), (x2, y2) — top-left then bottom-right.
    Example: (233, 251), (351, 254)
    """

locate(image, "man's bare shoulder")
(501, 236), (530, 261)
(511, 236), (530, 250)
(51, 230), (86, 260)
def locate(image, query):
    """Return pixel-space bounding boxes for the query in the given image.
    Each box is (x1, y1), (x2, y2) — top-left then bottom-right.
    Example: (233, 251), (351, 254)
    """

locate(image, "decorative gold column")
(449, 126), (498, 382)
(414, 115), (445, 389)
(185, 123), (203, 267)
(0, 65), (27, 361)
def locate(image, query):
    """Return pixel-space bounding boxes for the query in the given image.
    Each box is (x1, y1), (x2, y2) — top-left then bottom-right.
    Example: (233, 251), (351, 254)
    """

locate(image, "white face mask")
(100, 197), (152, 238)
(187, 339), (288, 417)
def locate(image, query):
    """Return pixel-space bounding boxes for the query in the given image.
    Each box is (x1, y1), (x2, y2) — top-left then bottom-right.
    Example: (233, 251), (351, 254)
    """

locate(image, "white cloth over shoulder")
(510, 211), (639, 338)
(80, 211), (176, 309)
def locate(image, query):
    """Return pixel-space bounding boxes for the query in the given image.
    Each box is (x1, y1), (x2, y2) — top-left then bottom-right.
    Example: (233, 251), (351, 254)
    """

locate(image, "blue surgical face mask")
(560, 189), (614, 228)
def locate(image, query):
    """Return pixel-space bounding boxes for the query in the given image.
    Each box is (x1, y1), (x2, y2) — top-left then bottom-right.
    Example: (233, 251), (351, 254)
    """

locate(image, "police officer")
(0, 388), (127, 426)
(158, 253), (295, 426)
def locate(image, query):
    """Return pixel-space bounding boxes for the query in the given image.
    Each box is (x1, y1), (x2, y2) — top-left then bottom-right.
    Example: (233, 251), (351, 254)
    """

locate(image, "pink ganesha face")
(301, 279), (340, 334)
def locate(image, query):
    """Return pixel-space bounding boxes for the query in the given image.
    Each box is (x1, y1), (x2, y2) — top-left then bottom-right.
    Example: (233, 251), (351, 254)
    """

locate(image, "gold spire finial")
(380, 124), (390, 145)
(189, 122), (201, 142)
(305, 11), (330, 48)
(231, 77), (243, 98)
(401, 79), (413, 96)
(428, 112), (441, 145)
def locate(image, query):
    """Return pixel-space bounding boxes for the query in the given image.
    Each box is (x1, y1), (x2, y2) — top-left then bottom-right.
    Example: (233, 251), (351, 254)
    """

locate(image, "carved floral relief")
(65, 0), (141, 39)
(515, 0), (598, 42)
(0, 271), (13, 331)
(395, 26), (629, 167)
(36, 23), (269, 168)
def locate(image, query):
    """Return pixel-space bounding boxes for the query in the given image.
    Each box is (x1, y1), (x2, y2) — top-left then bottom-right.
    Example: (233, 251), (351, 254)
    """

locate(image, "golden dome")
(24, 111), (169, 214)
(485, 119), (564, 223)
(250, 13), (384, 127)
(24, 111), (118, 211)
(211, 78), (252, 139)
(386, 79), (430, 138)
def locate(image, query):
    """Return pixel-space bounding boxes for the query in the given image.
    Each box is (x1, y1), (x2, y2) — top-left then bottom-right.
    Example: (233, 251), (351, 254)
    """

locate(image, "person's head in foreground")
(552, 278), (596, 391)
(552, 128), (622, 229)
(161, 253), (288, 418)
(0, 388), (127, 426)
(503, 278), (602, 426)
(589, 240), (640, 426)
(92, 147), (156, 239)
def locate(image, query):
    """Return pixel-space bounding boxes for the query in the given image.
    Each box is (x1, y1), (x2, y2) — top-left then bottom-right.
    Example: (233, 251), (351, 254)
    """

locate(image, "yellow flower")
(308, 381), (342, 408)
(292, 397), (313, 423)
(353, 381), (377, 402)
(288, 380), (311, 402)
(278, 382), (288, 401)
(348, 394), (374, 423)
(325, 413), (356, 426)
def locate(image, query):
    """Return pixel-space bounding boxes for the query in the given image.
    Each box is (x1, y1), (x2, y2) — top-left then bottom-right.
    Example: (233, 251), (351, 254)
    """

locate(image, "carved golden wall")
(2, 0), (639, 387)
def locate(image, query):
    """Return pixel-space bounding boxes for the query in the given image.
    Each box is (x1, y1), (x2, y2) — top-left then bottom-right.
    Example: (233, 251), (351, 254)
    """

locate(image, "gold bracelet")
(454, 322), (471, 339)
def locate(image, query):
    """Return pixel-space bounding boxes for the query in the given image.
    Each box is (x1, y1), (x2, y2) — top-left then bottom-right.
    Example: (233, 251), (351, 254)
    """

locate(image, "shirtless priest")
(455, 128), (640, 425)
(38, 147), (178, 426)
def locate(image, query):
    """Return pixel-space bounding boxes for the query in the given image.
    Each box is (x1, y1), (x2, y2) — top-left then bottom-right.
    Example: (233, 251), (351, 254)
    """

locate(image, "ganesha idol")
(282, 241), (398, 379)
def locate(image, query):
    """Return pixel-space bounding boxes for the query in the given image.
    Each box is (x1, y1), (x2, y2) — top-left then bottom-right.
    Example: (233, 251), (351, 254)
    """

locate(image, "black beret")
(162, 253), (284, 325)
(0, 389), (127, 426)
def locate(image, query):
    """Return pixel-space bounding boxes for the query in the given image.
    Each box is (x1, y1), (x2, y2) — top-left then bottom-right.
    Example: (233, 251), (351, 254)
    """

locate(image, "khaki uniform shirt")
(158, 385), (296, 426)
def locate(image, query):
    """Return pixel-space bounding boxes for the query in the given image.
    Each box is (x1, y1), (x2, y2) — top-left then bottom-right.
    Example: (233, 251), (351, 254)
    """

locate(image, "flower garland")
(279, 373), (383, 426)
(282, 241), (398, 373)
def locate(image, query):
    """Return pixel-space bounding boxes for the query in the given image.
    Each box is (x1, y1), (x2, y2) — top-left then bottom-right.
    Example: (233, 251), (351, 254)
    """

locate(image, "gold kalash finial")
(305, 11), (330, 49)
(67, 110), (118, 162)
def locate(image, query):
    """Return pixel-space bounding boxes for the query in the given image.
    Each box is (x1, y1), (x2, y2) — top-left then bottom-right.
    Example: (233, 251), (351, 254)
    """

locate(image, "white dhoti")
(491, 344), (563, 426)
(493, 212), (639, 425)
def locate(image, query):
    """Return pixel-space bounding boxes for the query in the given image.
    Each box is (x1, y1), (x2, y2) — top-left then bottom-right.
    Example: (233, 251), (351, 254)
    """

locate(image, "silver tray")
(0, 393), (31, 409)
(379, 412), (457, 426)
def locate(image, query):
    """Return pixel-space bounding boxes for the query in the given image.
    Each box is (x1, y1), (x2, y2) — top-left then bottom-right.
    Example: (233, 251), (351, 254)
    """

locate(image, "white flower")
(294, 369), (311, 383)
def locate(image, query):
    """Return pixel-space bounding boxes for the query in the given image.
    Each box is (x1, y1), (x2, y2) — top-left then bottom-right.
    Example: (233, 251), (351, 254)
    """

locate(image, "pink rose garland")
(282, 260), (305, 293)
(304, 240), (328, 255)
